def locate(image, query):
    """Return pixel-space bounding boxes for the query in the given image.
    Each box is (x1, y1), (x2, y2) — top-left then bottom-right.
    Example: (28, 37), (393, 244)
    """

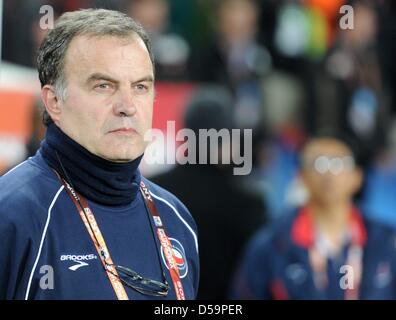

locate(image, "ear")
(41, 85), (62, 124)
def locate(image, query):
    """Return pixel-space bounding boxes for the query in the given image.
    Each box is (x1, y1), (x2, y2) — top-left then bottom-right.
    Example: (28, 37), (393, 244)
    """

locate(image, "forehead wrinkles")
(64, 35), (152, 80)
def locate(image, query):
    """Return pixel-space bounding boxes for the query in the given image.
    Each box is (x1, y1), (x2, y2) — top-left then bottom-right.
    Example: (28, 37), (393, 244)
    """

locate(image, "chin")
(97, 141), (144, 161)
(107, 150), (143, 163)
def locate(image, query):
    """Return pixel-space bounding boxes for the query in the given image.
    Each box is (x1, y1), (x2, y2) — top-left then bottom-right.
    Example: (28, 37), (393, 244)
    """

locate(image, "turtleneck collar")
(41, 123), (142, 206)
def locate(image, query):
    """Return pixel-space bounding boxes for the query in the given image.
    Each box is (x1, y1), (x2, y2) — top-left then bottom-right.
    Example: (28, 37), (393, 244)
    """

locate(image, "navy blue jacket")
(231, 210), (396, 300)
(0, 152), (199, 300)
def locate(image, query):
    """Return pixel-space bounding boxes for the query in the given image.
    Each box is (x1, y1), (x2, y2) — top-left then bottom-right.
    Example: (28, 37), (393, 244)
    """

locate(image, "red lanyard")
(293, 206), (366, 300)
(56, 172), (185, 300)
(140, 181), (186, 300)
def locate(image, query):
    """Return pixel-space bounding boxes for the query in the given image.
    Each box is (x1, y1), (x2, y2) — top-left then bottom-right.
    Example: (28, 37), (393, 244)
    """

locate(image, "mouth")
(108, 127), (137, 135)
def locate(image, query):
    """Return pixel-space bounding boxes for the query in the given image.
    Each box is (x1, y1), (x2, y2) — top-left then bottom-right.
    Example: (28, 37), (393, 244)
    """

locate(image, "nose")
(113, 89), (137, 117)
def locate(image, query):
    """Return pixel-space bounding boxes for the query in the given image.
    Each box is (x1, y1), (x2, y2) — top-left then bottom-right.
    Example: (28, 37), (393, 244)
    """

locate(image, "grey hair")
(37, 8), (155, 126)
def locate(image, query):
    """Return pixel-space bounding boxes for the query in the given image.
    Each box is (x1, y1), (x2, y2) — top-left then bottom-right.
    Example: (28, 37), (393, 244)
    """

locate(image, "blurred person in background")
(152, 86), (267, 299)
(321, 0), (387, 168)
(191, 0), (270, 84)
(127, 0), (190, 81)
(231, 132), (396, 299)
(190, 0), (271, 131)
(255, 71), (307, 221)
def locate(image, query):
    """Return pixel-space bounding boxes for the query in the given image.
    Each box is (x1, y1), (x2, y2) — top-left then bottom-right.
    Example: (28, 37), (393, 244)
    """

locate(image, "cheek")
(146, 108), (154, 128)
(140, 99), (154, 128)
(302, 173), (319, 188)
(64, 98), (106, 136)
(341, 174), (361, 193)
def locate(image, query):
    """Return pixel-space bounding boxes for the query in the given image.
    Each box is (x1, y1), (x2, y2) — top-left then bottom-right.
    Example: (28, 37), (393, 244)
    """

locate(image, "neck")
(310, 201), (352, 249)
(41, 123), (143, 206)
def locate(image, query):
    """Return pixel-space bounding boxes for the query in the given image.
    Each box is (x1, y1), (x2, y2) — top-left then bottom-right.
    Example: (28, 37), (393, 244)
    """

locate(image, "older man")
(0, 9), (199, 300)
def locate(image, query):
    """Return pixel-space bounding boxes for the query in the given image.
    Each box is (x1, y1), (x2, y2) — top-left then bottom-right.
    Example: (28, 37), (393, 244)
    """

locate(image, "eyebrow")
(86, 73), (154, 85)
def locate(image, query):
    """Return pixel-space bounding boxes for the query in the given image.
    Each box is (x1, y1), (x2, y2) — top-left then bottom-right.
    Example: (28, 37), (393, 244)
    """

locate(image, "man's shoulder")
(1, 152), (56, 187)
(0, 154), (63, 224)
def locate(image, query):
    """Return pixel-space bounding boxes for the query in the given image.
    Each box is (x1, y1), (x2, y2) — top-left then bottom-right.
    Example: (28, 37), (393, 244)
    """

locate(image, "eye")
(94, 82), (113, 91)
(134, 83), (149, 93)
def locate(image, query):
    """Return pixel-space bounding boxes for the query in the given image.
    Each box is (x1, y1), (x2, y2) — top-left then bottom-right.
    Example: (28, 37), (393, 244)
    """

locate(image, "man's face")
(53, 34), (154, 162)
(300, 138), (362, 206)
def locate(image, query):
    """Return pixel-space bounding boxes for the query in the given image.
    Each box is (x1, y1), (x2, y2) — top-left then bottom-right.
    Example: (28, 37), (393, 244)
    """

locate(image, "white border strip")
(150, 191), (198, 253)
(24, 185), (64, 300)
(0, 0), (3, 64)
